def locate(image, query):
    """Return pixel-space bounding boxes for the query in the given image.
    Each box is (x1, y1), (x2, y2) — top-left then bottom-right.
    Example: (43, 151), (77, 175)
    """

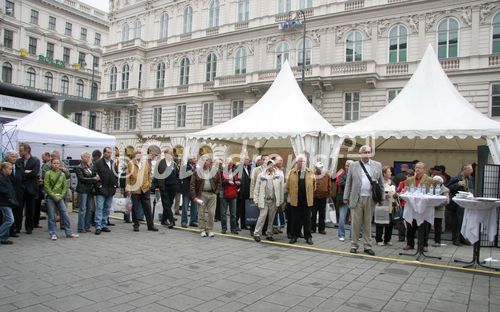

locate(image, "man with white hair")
(343, 145), (383, 255)
(446, 164), (474, 246)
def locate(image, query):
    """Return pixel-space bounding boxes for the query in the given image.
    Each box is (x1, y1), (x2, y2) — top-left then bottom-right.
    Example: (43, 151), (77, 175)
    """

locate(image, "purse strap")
(51, 172), (64, 190)
(359, 160), (374, 184)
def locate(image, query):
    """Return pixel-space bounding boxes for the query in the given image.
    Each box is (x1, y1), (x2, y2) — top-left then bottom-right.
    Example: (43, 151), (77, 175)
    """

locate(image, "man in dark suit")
(93, 147), (117, 235)
(236, 155), (251, 230)
(153, 147), (179, 228)
(446, 164), (474, 246)
(14, 143), (41, 234)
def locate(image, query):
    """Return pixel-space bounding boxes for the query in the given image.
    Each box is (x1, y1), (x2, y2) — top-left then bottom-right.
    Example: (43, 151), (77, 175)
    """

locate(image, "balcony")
(331, 62), (368, 75)
(177, 85), (189, 94)
(206, 27), (219, 36)
(106, 91), (116, 98)
(203, 81), (214, 90)
(217, 74), (247, 86)
(153, 89), (164, 96)
(275, 12), (293, 23)
(345, 0), (364, 11)
(440, 58), (460, 70)
(386, 63), (408, 75)
(180, 33), (192, 41)
(489, 54), (500, 67)
(118, 90), (128, 97)
(235, 21), (249, 31)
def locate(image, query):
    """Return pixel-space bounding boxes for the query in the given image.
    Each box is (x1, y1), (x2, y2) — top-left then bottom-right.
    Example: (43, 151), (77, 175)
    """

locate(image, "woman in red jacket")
(220, 158), (240, 234)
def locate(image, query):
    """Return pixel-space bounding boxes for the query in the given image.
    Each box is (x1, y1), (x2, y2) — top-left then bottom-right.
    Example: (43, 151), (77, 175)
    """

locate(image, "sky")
(80, 0), (109, 12)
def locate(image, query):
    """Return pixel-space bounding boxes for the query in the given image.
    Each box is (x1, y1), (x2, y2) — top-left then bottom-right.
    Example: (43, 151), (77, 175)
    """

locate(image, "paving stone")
(42, 295), (95, 312)
(242, 300), (288, 312)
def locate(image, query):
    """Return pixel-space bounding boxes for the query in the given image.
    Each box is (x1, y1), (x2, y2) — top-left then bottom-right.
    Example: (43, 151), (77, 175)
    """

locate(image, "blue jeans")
(47, 197), (73, 236)
(338, 204), (348, 238)
(0, 206), (14, 241)
(77, 192), (93, 231)
(181, 193), (197, 226)
(220, 198), (237, 231)
(95, 195), (113, 230)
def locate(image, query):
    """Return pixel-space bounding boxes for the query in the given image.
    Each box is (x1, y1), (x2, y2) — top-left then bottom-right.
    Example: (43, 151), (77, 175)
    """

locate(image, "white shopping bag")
(325, 202), (337, 224)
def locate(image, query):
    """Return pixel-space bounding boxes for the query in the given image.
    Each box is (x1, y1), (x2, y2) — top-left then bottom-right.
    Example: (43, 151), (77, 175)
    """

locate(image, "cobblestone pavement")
(0, 211), (498, 312)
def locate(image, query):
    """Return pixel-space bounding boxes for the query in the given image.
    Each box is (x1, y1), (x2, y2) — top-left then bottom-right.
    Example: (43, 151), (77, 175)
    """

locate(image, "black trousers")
(375, 218), (393, 243)
(160, 188), (176, 224)
(34, 189), (43, 226)
(406, 219), (429, 248)
(290, 204), (312, 239)
(15, 191), (36, 232)
(131, 191), (154, 229)
(447, 206), (465, 242)
(311, 197), (326, 232)
(434, 218), (443, 244)
(236, 198), (247, 229)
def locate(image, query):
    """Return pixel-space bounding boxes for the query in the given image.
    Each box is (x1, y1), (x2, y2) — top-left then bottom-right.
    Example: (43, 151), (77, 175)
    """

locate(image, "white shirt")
(105, 158), (112, 170)
(359, 160), (372, 196)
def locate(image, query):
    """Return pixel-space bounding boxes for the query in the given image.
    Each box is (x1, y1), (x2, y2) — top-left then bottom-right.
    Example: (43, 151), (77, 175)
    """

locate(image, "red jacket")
(221, 169), (239, 199)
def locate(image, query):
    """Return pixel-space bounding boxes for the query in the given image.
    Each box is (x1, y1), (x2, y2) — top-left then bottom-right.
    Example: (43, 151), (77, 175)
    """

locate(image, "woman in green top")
(44, 158), (78, 240)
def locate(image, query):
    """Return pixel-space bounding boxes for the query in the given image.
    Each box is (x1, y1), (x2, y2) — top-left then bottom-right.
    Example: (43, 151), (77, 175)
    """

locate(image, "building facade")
(0, 0), (108, 126)
(100, 0), (499, 163)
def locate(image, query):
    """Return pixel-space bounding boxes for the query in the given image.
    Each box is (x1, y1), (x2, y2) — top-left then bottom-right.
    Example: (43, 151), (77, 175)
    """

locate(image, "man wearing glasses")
(343, 145), (384, 255)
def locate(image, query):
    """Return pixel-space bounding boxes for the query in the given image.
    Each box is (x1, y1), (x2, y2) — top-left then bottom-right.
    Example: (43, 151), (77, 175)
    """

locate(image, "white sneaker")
(200, 231), (207, 237)
(208, 232), (215, 237)
(377, 242), (384, 246)
(339, 237), (345, 241)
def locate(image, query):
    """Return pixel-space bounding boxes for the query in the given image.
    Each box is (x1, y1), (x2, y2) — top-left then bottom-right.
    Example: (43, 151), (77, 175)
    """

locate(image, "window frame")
(206, 53), (217, 82)
(237, 0), (249, 22)
(122, 23), (129, 41)
(160, 12), (169, 39)
(152, 106), (162, 129)
(63, 47), (71, 64)
(88, 111), (97, 130)
(128, 109), (137, 130)
(344, 91), (360, 121)
(234, 47), (248, 75)
(3, 29), (13, 49)
(95, 33), (101, 46)
(65, 22), (72, 36)
(91, 82), (98, 100)
(276, 41), (290, 70)
(44, 71), (53, 91)
(28, 36), (37, 55)
(202, 102), (214, 127)
(388, 24), (408, 63)
(76, 79), (84, 97)
(183, 5), (193, 33)
(232, 100), (244, 118)
(387, 88), (402, 103)
(179, 57), (190, 85)
(2, 62), (13, 83)
(437, 17), (460, 59)
(110, 66), (117, 91)
(491, 83), (500, 117)
(5, 1), (14, 17)
(176, 104), (187, 127)
(278, 0), (291, 14)
(113, 110), (121, 130)
(80, 27), (87, 41)
(61, 75), (69, 94)
(30, 9), (39, 24)
(492, 12), (500, 54)
(208, 0), (220, 28)
(121, 63), (130, 89)
(134, 20), (141, 39)
(345, 30), (363, 62)
(48, 16), (56, 31)
(26, 67), (36, 88)
(46, 42), (55, 60)
(156, 62), (165, 88)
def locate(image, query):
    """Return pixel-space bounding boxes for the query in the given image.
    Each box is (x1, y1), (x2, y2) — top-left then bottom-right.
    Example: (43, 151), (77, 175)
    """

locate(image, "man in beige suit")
(343, 145), (384, 255)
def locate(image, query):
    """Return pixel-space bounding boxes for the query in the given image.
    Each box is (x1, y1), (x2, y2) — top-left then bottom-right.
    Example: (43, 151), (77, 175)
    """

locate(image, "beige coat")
(286, 168), (316, 207)
(253, 170), (284, 209)
(125, 159), (152, 194)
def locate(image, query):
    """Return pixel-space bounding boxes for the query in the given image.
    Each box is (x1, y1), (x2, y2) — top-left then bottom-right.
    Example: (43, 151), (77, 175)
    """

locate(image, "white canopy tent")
(186, 61), (336, 166)
(332, 45), (500, 165)
(1, 104), (116, 159)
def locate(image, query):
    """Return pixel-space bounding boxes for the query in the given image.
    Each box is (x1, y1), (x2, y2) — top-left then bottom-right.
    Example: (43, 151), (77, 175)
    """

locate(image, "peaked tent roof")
(4, 104), (116, 146)
(188, 61), (335, 141)
(333, 45), (500, 140)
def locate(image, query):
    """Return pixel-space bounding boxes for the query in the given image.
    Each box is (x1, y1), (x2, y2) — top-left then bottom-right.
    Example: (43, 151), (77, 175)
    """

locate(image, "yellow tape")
(110, 216), (500, 276)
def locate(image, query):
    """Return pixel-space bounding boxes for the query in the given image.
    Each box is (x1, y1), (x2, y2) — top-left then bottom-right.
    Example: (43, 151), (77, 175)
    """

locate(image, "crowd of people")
(0, 144), (475, 257)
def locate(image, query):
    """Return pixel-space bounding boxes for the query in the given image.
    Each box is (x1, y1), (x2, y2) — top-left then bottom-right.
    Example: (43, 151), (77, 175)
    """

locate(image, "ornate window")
(110, 66), (117, 91)
(183, 5), (193, 33)
(437, 18), (459, 59)
(278, 0), (291, 13)
(156, 62), (165, 88)
(234, 47), (247, 74)
(91, 82), (98, 100)
(209, 0), (220, 28)
(276, 42), (290, 70)
(237, 0), (249, 22)
(60, 75), (69, 94)
(299, 0), (313, 9)
(122, 63), (129, 89)
(76, 79), (84, 97)
(160, 12), (168, 39)
(44, 72), (53, 91)
(26, 67), (36, 88)
(122, 23), (129, 41)
(297, 38), (312, 66)
(346, 31), (363, 62)
(344, 92), (360, 121)
(389, 24), (407, 63)
(134, 20), (141, 39)
(492, 12), (500, 53)
(2, 62), (12, 83)
(206, 53), (217, 82)
(179, 57), (190, 85)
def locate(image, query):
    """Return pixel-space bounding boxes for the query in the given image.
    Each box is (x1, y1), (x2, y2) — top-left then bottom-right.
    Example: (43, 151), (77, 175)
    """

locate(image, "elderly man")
(93, 147), (117, 235)
(236, 155), (251, 230)
(126, 148), (158, 232)
(190, 156), (221, 237)
(398, 162), (433, 251)
(250, 155), (269, 200)
(153, 147), (179, 228)
(343, 145), (383, 255)
(15, 143), (41, 235)
(311, 162), (331, 235)
(447, 164), (474, 246)
(180, 155), (198, 228)
(286, 154), (315, 245)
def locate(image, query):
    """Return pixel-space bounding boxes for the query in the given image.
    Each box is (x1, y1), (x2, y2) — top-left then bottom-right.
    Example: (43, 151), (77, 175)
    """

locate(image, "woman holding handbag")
(75, 151), (100, 233)
(44, 158), (78, 240)
(375, 166), (395, 246)
(220, 158), (240, 234)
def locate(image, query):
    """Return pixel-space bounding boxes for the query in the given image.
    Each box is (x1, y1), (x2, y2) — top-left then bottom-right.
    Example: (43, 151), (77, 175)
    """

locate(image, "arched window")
(297, 38), (312, 66)
(179, 57), (190, 85)
(156, 62), (165, 88)
(76, 79), (84, 97)
(389, 24), (408, 63)
(237, 0), (249, 22)
(299, 0), (313, 9)
(437, 18), (459, 59)
(122, 23), (129, 41)
(206, 53), (217, 82)
(2, 62), (13, 83)
(276, 42), (290, 70)
(234, 47), (247, 74)
(278, 0), (291, 13)
(110, 66), (117, 91)
(208, 0), (220, 28)
(122, 63), (129, 89)
(26, 67), (36, 88)
(160, 12), (168, 39)
(91, 82), (98, 100)
(183, 5), (193, 33)
(492, 12), (500, 53)
(134, 20), (141, 39)
(346, 31), (363, 62)
(44, 72), (53, 91)
(60, 75), (69, 94)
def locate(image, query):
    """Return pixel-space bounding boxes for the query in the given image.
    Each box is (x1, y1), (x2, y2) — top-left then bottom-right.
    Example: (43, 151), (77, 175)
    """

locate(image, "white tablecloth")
(400, 194), (448, 226)
(453, 197), (500, 244)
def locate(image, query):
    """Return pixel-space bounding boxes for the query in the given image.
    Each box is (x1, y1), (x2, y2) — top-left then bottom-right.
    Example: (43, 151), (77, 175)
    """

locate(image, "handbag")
(359, 161), (384, 205)
(392, 196), (404, 221)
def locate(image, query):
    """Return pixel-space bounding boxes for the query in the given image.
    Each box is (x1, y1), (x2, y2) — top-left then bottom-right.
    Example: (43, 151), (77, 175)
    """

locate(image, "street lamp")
(89, 55), (97, 100)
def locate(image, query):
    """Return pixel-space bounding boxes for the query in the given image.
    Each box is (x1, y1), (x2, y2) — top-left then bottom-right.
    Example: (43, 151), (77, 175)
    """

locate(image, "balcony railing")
(217, 74), (247, 86)
(331, 62), (367, 74)
(203, 81), (214, 90)
(180, 33), (192, 41)
(386, 63), (408, 75)
(177, 85), (188, 93)
(489, 54), (500, 67)
(153, 89), (164, 96)
(206, 27), (219, 36)
(440, 58), (460, 70)
(345, 0), (364, 11)
(235, 21), (249, 30)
